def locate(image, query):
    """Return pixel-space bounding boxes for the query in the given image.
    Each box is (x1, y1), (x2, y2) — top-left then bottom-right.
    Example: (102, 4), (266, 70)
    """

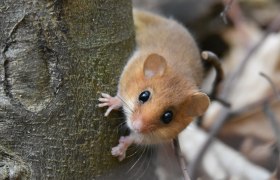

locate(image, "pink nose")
(132, 120), (143, 133)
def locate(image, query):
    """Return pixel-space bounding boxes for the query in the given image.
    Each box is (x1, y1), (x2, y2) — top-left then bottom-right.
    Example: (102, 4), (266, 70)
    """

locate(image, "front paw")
(98, 93), (122, 116)
(111, 145), (126, 161)
(111, 136), (133, 161)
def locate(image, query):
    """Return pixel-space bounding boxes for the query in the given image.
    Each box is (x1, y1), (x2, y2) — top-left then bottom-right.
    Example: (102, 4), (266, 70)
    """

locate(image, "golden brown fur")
(117, 9), (209, 144)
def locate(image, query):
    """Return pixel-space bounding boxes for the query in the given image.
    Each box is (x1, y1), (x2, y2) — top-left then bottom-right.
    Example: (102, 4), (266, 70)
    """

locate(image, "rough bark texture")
(0, 0), (135, 179)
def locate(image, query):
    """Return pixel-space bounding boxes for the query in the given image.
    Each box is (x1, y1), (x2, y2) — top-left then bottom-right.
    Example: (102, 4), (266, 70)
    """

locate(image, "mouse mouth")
(131, 119), (143, 133)
(132, 131), (169, 145)
(128, 118), (154, 134)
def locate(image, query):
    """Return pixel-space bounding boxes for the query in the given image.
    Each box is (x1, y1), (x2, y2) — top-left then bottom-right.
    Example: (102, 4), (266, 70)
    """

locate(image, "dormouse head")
(121, 53), (210, 143)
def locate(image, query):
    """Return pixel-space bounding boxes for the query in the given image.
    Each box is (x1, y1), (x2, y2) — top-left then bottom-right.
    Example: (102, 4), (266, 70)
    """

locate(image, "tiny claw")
(104, 106), (114, 117)
(98, 103), (108, 107)
(118, 154), (126, 161)
(111, 146), (126, 161)
(98, 92), (122, 116)
(111, 136), (133, 161)
(98, 98), (109, 102)
(101, 93), (111, 98)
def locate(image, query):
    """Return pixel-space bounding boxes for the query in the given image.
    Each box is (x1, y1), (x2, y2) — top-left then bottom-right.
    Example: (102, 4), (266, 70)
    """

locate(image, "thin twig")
(277, 166), (280, 180)
(259, 73), (280, 141)
(201, 51), (229, 107)
(220, 0), (235, 24)
(173, 138), (191, 180)
(263, 103), (280, 177)
(263, 103), (280, 153)
(212, 97), (231, 107)
(260, 72), (280, 177)
(260, 72), (280, 99)
(221, 0), (247, 29)
(201, 51), (224, 98)
(197, 51), (228, 126)
(188, 108), (231, 179)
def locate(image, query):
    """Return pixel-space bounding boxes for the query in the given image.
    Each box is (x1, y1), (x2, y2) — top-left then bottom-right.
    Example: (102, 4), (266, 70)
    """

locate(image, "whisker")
(137, 145), (154, 180)
(125, 145), (145, 171)
(116, 121), (126, 129)
(126, 144), (144, 158)
(127, 145), (147, 173)
(126, 148), (141, 158)
(128, 143), (141, 151)
(133, 145), (148, 179)
(160, 142), (175, 172)
(117, 95), (134, 113)
(125, 93), (136, 113)
(116, 121), (127, 134)
(128, 145), (148, 180)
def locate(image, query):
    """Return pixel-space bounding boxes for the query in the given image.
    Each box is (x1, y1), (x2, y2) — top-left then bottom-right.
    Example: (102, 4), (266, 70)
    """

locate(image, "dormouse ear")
(143, 53), (167, 78)
(186, 92), (210, 117)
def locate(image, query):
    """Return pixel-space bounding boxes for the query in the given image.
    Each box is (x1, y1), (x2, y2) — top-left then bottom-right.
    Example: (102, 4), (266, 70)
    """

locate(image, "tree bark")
(0, 0), (134, 179)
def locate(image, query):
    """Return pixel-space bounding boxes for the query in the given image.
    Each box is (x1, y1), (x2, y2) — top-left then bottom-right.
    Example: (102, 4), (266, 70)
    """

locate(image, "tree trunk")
(0, 0), (135, 179)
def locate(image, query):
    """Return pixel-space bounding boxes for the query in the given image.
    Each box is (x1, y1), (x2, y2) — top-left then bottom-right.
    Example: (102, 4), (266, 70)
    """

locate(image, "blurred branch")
(263, 102), (280, 179)
(263, 103), (280, 155)
(260, 73), (280, 146)
(220, 14), (280, 100)
(197, 51), (228, 126)
(220, 0), (235, 24)
(260, 72), (280, 99)
(188, 108), (230, 179)
(260, 72), (280, 178)
(189, 10), (280, 180)
(202, 51), (224, 98)
(181, 124), (270, 179)
(201, 51), (229, 107)
(221, 0), (246, 28)
(229, 91), (279, 118)
(173, 138), (191, 180)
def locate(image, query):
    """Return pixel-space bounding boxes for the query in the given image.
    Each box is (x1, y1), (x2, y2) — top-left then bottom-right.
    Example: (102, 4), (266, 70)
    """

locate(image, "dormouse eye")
(161, 110), (173, 124)
(139, 90), (150, 103)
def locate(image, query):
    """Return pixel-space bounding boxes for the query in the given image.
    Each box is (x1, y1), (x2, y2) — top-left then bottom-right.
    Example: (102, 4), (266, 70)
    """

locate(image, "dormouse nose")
(132, 118), (151, 134)
(132, 120), (143, 133)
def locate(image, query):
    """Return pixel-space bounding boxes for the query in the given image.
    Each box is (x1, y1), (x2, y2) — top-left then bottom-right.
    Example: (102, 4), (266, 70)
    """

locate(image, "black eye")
(138, 90), (150, 103)
(161, 110), (173, 124)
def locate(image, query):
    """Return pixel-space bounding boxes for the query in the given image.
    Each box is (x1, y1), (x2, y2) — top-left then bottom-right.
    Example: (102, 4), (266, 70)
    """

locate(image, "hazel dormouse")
(98, 9), (210, 161)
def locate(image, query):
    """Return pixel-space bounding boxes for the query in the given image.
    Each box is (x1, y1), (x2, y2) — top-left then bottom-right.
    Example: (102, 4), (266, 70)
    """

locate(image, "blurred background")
(120, 0), (280, 179)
